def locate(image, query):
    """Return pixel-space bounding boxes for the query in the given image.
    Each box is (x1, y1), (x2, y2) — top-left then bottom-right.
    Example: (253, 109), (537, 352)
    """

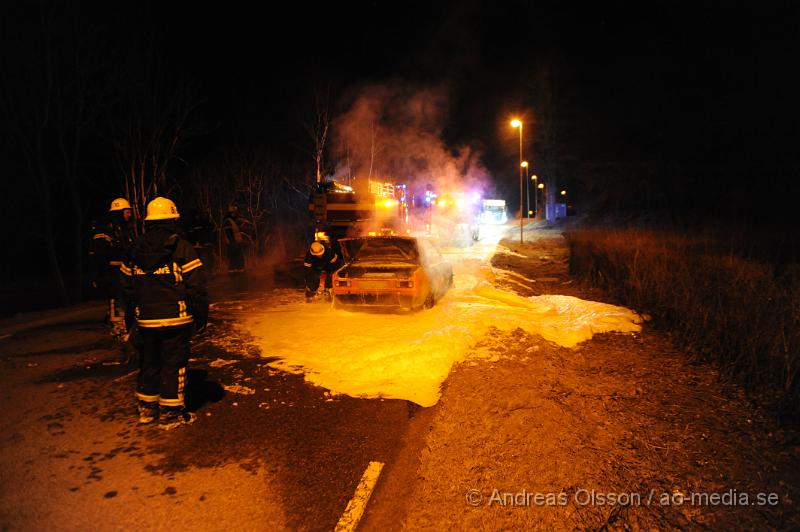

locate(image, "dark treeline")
(0, 3), (319, 313)
(442, 2), (799, 260)
(484, 3), (800, 264)
(3, 1), (799, 315)
(572, 4), (799, 261)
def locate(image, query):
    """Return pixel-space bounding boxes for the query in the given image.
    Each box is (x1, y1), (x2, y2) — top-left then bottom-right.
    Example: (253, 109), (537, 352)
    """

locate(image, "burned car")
(332, 236), (453, 310)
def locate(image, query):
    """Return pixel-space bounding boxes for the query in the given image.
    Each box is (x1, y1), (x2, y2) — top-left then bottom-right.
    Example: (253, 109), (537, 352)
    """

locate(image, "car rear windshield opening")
(355, 239), (418, 261)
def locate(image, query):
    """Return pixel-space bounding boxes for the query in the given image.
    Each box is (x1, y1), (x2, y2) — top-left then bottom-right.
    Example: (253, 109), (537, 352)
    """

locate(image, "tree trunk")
(35, 140), (68, 306)
(68, 152), (83, 302)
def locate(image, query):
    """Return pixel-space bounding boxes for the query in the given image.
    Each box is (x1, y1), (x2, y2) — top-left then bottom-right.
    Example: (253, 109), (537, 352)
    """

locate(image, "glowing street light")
(531, 174), (538, 219)
(521, 161), (529, 220)
(511, 119), (523, 244)
(538, 182), (545, 218)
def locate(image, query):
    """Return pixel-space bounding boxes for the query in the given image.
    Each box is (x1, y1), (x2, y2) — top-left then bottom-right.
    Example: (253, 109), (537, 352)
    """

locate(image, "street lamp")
(510, 119), (523, 244)
(521, 161), (529, 220)
(538, 181), (545, 221)
(531, 174), (538, 219)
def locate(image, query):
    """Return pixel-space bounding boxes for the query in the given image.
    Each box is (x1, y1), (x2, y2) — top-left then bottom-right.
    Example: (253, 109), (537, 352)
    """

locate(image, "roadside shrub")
(566, 229), (800, 424)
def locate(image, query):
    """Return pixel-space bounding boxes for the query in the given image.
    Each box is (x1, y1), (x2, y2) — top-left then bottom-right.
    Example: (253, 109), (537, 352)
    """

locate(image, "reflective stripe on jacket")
(303, 243), (341, 272)
(121, 232), (207, 328)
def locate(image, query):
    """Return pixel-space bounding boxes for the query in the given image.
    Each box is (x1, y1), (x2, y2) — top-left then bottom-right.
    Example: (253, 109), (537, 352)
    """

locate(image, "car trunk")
(338, 264), (417, 279)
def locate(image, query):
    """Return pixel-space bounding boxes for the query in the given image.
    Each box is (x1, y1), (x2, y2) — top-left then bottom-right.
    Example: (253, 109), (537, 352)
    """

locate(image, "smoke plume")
(331, 83), (491, 196)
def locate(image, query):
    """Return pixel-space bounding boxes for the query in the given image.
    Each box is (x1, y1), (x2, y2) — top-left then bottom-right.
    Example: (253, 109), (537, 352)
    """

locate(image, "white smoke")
(330, 83), (495, 245)
(331, 83), (491, 196)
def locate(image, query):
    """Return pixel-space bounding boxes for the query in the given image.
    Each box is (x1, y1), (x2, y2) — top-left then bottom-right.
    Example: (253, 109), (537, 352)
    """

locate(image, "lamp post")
(538, 181), (545, 220)
(521, 161), (529, 220)
(531, 174), (538, 219)
(511, 119), (523, 244)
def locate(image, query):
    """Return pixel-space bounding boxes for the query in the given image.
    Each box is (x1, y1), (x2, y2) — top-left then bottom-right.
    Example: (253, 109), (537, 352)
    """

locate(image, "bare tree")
(344, 140), (353, 184)
(303, 86), (331, 183)
(54, 11), (107, 301)
(0, 3), (105, 304)
(110, 28), (201, 231)
(191, 148), (313, 269)
(367, 120), (385, 182)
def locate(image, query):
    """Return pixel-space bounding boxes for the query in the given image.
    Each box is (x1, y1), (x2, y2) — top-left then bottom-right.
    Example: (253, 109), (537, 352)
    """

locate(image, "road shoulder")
(376, 229), (800, 530)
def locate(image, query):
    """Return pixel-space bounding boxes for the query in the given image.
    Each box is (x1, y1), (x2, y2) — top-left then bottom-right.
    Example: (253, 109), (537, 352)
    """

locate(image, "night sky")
(166, 1), (800, 224)
(2, 1), (799, 282)
(157, 3), (798, 149)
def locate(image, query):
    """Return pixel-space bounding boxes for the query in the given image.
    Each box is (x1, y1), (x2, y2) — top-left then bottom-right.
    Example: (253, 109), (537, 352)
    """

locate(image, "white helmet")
(144, 197), (180, 220)
(310, 241), (325, 257)
(109, 198), (131, 212)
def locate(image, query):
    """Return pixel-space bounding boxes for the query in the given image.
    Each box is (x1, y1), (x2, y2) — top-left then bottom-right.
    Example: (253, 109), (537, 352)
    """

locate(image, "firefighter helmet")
(109, 197), (131, 212)
(310, 241), (325, 257)
(144, 197), (180, 220)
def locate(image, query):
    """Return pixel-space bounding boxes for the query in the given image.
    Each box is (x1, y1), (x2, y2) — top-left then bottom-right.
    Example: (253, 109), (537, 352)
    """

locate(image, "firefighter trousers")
(226, 243), (245, 272)
(136, 325), (191, 409)
(305, 267), (334, 296)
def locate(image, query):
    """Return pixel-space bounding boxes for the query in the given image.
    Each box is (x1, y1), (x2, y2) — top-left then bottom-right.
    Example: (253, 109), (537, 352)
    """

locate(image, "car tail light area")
(332, 267), (421, 296)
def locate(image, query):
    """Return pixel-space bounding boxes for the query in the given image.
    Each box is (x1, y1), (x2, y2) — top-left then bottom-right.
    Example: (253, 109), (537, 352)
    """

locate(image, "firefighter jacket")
(303, 243), (341, 273)
(121, 223), (208, 329)
(90, 215), (134, 278)
(222, 214), (248, 246)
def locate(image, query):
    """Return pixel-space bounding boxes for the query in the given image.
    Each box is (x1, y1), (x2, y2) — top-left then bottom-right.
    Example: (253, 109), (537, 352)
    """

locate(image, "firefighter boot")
(158, 406), (197, 431)
(138, 400), (159, 424)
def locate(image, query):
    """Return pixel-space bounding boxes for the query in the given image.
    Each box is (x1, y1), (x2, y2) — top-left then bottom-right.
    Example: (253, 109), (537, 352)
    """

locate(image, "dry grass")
(565, 229), (800, 424)
(398, 231), (799, 530)
(403, 328), (798, 530)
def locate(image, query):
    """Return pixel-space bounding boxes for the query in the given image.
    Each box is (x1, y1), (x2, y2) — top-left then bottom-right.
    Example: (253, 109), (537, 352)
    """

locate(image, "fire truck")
(426, 191), (481, 243)
(308, 179), (408, 246)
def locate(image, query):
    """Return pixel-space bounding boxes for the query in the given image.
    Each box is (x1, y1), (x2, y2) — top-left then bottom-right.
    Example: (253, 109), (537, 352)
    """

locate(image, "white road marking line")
(335, 461), (385, 532)
(112, 369), (137, 383)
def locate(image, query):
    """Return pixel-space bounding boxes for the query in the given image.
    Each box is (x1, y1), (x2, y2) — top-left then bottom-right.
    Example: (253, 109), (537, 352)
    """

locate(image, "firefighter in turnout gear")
(221, 203), (251, 274)
(121, 197), (208, 430)
(303, 239), (341, 302)
(90, 197), (135, 341)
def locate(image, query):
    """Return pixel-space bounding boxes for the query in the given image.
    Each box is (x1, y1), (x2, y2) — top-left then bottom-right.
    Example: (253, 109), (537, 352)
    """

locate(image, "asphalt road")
(0, 269), (422, 531)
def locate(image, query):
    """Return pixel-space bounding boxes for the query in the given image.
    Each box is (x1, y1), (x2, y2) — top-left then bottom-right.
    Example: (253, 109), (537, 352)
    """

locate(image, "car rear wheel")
(423, 292), (435, 309)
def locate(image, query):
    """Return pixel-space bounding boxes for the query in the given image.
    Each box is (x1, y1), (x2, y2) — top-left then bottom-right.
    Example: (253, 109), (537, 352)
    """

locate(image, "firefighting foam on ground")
(239, 226), (642, 407)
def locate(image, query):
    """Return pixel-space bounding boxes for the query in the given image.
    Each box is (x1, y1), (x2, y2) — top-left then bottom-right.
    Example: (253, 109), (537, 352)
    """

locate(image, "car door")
(418, 239), (450, 298)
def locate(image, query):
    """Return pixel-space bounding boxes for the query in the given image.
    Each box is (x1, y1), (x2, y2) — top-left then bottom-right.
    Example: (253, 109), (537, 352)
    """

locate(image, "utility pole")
(511, 119), (524, 245)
